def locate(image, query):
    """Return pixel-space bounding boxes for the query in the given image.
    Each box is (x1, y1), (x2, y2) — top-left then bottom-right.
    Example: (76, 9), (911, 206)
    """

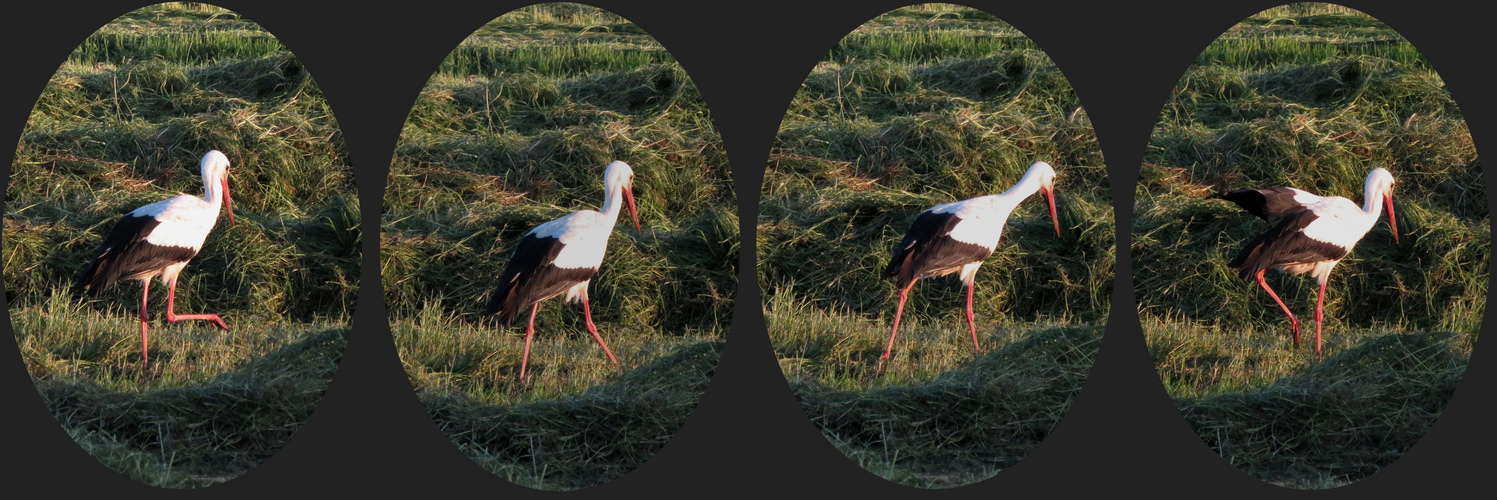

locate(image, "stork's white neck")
(1001, 167), (1049, 198)
(977, 166), (1048, 213)
(598, 176), (626, 226)
(201, 168), (226, 207)
(1361, 175), (1385, 217)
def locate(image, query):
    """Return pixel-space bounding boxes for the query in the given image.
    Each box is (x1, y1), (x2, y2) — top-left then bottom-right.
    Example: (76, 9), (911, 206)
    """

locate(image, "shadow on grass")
(791, 325), (1101, 488)
(422, 340), (721, 491)
(1178, 330), (1470, 488)
(35, 327), (348, 488)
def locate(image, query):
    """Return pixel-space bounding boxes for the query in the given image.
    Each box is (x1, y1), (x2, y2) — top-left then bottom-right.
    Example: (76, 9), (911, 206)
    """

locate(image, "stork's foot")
(166, 312), (228, 331)
(1288, 320), (1301, 347)
(508, 375), (532, 395)
(138, 356), (160, 376)
(202, 314), (228, 331)
(514, 366), (535, 386)
(600, 350), (620, 367)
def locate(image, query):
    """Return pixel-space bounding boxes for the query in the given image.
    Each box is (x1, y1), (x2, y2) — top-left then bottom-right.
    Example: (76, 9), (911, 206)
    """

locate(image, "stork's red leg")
(163, 279), (228, 330)
(1255, 269), (1300, 346)
(966, 280), (980, 352)
(519, 302), (539, 381)
(581, 294), (619, 366)
(140, 280), (151, 369)
(882, 277), (919, 360)
(1315, 279), (1327, 357)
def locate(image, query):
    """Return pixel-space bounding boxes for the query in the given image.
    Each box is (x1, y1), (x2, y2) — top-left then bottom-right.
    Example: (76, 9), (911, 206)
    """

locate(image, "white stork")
(484, 160), (641, 381)
(1212, 167), (1398, 356)
(75, 150), (235, 368)
(880, 160), (1059, 360)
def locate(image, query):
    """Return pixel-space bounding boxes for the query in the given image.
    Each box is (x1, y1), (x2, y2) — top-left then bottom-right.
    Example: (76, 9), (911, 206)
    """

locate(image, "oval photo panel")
(1134, 3), (1484, 489)
(759, 3), (1113, 488)
(382, 3), (735, 490)
(3, 3), (359, 488)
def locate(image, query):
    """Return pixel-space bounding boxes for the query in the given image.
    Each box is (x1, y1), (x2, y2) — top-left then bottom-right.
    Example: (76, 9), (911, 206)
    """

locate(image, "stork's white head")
(604, 160), (640, 232)
(201, 150), (233, 226)
(1366, 167), (1396, 242)
(1366, 167), (1395, 195)
(1026, 161), (1060, 237)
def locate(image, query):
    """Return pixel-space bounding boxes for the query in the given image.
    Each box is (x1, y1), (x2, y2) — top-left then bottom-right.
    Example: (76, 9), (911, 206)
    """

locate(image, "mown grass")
(760, 3), (1111, 488)
(422, 339), (721, 490)
(15, 301), (347, 486)
(382, 2), (734, 490)
(1135, 3), (1484, 488)
(3, 3), (356, 487)
(797, 324), (1099, 488)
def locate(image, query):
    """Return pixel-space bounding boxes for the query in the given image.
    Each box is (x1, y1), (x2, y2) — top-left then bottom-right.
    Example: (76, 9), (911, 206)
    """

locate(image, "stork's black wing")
(1226, 208), (1349, 280)
(75, 214), (199, 297)
(1211, 187), (1309, 225)
(484, 232), (598, 325)
(883, 211), (993, 288)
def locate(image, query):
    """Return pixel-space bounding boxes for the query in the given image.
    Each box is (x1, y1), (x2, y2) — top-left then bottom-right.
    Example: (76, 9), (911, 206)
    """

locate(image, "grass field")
(2, 3), (357, 488)
(381, 3), (735, 490)
(1133, 3), (1485, 488)
(760, 4), (1112, 488)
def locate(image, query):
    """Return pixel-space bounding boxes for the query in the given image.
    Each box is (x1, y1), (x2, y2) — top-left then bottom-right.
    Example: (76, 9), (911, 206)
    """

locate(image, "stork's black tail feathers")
(883, 239), (916, 287)
(74, 251), (113, 298)
(484, 279), (523, 326)
(73, 226), (141, 299)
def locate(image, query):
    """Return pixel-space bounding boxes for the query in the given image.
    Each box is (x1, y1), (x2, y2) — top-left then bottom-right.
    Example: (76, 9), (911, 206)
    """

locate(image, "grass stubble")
(760, 4), (1113, 488)
(3, 3), (357, 488)
(381, 3), (736, 490)
(1134, 3), (1485, 489)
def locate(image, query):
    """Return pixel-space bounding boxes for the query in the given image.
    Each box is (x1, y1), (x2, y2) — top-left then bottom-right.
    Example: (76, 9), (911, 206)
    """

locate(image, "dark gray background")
(1, 1), (1488, 497)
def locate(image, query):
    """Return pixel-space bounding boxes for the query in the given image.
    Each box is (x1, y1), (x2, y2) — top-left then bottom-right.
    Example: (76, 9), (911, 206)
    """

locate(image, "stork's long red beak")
(222, 178), (234, 226)
(624, 186), (639, 232)
(1384, 193), (1397, 243)
(1043, 185), (1059, 237)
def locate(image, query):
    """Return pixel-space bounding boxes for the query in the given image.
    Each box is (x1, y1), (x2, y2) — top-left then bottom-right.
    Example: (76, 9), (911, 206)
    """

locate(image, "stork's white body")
(1260, 188), (1383, 279)
(76, 150), (235, 368)
(880, 161), (1060, 360)
(485, 160), (641, 381)
(121, 193), (223, 282)
(1214, 168), (1398, 355)
(919, 192), (1037, 285)
(528, 209), (624, 303)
